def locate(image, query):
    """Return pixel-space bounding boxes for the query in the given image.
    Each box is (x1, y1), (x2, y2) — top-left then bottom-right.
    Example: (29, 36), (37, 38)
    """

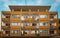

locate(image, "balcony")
(2, 23), (10, 29)
(2, 11), (10, 15)
(24, 18), (29, 21)
(22, 34), (50, 36)
(50, 25), (56, 30)
(21, 18), (39, 23)
(50, 14), (57, 19)
(2, 14), (10, 21)
(39, 26), (50, 29)
(10, 34), (21, 36)
(10, 26), (21, 30)
(40, 34), (50, 36)
(39, 18), (49, 21)
(1, 33), (9, 36)
(50, 30), (57, 36)
(30, 18), (36, 22)
(2, 26), (9, 29)
(11, 18), (21, 22)
(22, 18), (37, 22)
(50, 23), (57, 30)
(2, 18), (8, 22)
(24, 26), (36, 29)
(24, 34), (36, 36)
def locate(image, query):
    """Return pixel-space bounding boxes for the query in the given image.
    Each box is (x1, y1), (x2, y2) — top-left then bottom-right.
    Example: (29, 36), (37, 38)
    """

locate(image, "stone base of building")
(1, 36), (50, 38)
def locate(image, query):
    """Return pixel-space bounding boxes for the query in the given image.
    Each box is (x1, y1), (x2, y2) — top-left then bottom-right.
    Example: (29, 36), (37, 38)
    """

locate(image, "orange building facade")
(1, 6), (59, 37)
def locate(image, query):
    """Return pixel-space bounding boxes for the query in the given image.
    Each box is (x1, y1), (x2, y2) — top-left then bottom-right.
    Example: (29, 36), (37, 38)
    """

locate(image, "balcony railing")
(50, 25), (56, 29)
(50, 15), (57, 19)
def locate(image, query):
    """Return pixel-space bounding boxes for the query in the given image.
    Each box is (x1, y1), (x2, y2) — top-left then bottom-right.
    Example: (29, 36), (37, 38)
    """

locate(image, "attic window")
(22, 9), (29, 11)
(14, 9), (20, 11)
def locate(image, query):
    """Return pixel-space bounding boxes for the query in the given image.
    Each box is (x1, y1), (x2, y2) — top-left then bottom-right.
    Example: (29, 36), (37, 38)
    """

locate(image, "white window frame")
(40, 22), (48, 26)
(11, 30), (20, 34)
(23, 15), (29, 18)
(32, 15), (37, 18)
(12, 15), (20, 18)
(40, 15), (48, 18)
(23, 23), (29, 26)
(12, 22), (20, 26)
(39, 30), (48, 34)
(51, 22), (56, 26)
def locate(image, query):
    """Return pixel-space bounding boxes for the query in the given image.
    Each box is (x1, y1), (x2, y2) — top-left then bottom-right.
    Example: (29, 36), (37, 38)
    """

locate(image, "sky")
(0, 0), (60, 30)
(0, 0), (60, 17)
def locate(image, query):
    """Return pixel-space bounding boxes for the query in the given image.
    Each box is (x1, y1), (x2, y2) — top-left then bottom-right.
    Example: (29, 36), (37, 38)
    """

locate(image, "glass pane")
(40, 15), (48, 18)
(12, 15), (20, 18)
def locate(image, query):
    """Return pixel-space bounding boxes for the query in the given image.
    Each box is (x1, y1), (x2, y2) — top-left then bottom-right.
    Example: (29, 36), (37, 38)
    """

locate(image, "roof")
(2, 11), (10, 15)
(9, 5), (51, 11)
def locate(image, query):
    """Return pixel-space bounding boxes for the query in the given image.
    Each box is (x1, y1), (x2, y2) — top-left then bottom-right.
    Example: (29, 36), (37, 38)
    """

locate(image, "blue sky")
(0, 0), (60, 18)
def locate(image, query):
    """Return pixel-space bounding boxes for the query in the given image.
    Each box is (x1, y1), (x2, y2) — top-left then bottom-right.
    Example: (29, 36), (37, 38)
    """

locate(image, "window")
(50, 22), (56, 26)
(2, 14), (5, 18)
(50, 31), (54, 34)
(23, 15), (29, 18)
(36, 23), (39, 28)
(6, 16), (10, 18)
(23, 30), (30, 34)
(54, 15), (57, 18)
(2, 22), (5, 26)
(12, 22), (20, 26)
(40, 30), (48, 34)
(11, 30), (20, 34)
(22, 9), (29, 11)
(23, 23), (29, 26)
(6, 31), (10, 34)
(40, 22), (48, 26)
(14, 9), (20, 11)
(31, 15), (39, 20)
(12, 15), (20, 18)
(50, 30), (56, 34)
(31, 31), (35, 34)
(32, 22), (37, 26)
(32, 15), (37, 18)
(6, 23), (10, 26)
(50, 14), (57, 18)
(54, 30), (56, 34)
(40, 15), (48, 18)
(3, 31), (5, 34)
(23, 23), (27, 26)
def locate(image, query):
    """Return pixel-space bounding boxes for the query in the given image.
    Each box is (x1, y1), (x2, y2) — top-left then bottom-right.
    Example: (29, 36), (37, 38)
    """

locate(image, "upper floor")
(9, 6), (51, 12)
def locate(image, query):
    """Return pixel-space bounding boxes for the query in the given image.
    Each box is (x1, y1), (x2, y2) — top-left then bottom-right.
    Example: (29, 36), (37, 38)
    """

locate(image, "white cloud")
(51, 0), (60, 8)
(0, 0), (25, 8)
(56, 0), (60, 3)
(0, 0), (26, 11)
(50, 0), (60, 11)
(36, 0), (42, 5)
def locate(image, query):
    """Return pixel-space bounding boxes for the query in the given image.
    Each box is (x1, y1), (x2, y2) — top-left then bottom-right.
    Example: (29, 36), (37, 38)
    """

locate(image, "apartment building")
(1, 6), (59, 37)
